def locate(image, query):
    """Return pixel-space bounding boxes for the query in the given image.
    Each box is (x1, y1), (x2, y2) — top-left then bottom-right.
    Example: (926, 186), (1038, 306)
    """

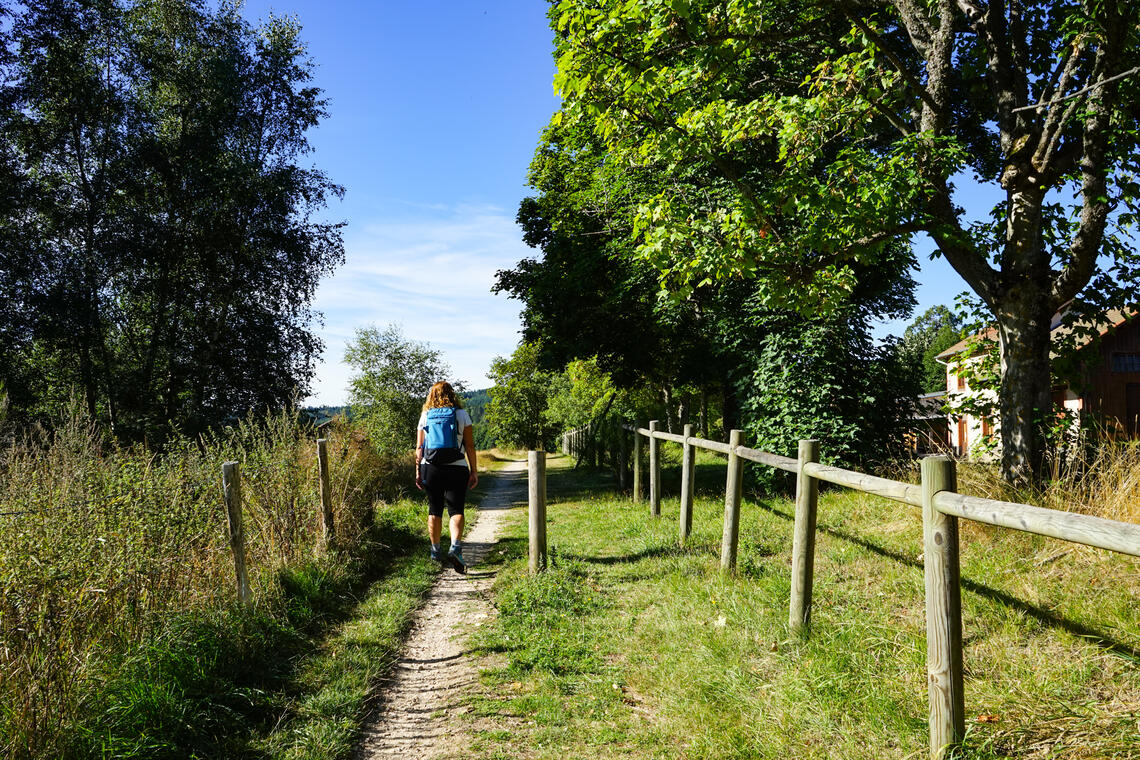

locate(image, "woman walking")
(414, 381), (478, 573)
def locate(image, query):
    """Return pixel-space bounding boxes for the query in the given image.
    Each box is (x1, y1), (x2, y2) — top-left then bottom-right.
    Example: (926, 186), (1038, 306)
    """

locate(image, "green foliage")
(740, 316), (918, 475)
(544, 358), (617, 432)
(0, 0), (343, 442)
(462, 389), (498, 449)
(0, 405), (405, 758)
(486, 342), (562, 451)
(549, 0), (1140, 482)
(344, 324), (453, 456)
(501, 121), (736, 395)
(900, 306), (963, 394)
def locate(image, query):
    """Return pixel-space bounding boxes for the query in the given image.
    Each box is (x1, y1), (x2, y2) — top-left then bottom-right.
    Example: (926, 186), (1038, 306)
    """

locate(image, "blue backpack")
(423, 406), (461, 464)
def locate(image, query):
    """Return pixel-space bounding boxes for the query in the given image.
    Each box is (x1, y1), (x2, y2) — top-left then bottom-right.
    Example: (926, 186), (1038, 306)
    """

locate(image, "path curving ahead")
(355, 459), (528, 759)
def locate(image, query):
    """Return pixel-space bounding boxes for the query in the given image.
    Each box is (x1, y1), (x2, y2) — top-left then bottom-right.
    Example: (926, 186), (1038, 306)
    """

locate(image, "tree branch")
(1013, 64), (1140, 113)
(844, 11), (939, 114)
(1052, 37), (1122, 307)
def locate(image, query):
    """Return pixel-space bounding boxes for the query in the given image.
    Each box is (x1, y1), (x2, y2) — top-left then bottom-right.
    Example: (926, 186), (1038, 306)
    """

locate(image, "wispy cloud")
(307, 204), (531, 405)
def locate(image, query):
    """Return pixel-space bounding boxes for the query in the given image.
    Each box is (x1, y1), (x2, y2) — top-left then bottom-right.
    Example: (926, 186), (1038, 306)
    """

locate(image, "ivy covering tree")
(0, 0), (343, 442)
(550, 0), (1140, 484)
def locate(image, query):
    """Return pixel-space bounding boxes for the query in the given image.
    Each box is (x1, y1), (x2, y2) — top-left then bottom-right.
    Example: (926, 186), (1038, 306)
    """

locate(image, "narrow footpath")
(356, 459), (528, 759)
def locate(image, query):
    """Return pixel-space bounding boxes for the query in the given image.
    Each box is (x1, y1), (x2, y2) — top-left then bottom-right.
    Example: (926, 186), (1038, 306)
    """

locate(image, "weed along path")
(356, 459), (528, 759)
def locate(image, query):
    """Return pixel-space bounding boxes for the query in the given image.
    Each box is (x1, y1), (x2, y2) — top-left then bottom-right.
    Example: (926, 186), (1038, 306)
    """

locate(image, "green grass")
(463, 453), (1140, 759)
(60, 497), (438, 760)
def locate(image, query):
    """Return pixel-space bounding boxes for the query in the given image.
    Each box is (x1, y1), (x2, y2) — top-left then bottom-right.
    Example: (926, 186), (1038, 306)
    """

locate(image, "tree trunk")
(699, 389), (709, 438)
(721, 379), (738, 436)
(994, 289), (1054, 487)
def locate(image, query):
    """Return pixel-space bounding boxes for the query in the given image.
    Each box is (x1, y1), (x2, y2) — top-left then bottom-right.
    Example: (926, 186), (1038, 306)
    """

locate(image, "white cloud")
(305, 204), (530, 405)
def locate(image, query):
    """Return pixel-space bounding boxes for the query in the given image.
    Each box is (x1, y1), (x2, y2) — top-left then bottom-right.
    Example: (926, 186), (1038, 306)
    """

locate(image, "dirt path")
(356, 460), (528, 759)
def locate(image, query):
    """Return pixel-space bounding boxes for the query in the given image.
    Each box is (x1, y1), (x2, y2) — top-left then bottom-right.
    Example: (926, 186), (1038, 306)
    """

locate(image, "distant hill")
(461, 389), (496, 449)
(301, 405), (354, 427)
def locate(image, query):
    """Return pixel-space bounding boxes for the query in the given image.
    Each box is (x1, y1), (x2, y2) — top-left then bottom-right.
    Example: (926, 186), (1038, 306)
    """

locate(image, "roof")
(935, 308), (1135, 362)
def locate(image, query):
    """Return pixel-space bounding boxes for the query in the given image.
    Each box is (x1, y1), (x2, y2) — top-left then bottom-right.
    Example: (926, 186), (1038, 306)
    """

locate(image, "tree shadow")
(749, 500), (1140, 662)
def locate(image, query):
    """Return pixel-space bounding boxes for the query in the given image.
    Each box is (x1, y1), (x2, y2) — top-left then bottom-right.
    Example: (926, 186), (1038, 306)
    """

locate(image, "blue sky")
(238, 0), (982, 404)
(237, 0), (561, 404)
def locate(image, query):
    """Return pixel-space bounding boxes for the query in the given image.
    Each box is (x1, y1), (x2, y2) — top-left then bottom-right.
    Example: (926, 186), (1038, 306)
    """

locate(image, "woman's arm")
(463, 425), (478, 488)
(414, 428), (425, 490)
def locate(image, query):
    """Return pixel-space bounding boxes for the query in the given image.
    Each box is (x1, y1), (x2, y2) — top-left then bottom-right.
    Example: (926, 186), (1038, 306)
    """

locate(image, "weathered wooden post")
(921, 455), (964, 760)
(317, 438), (335, 548)
(648, 420), (661, 517)
(789, 439), (820, 633)
(720, 429), (744, 571)
(632, 424), (643, 502)
(528, 450), (548, 573)
(679, 424), (694, 544)
(221, 461), (250, 604)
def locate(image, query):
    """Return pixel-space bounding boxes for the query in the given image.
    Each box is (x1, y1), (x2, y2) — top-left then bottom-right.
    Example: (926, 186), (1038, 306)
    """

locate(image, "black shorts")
(420, 461), (468, 517)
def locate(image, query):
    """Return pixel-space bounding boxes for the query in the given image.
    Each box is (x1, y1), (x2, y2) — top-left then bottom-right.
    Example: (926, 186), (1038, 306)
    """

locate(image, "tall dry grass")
(954, 440), (1140, 525)
(0, 406), (406, 759)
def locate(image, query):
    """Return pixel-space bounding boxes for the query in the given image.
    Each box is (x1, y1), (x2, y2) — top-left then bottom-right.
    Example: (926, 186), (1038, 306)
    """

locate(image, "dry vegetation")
(0, 407), (409, 758)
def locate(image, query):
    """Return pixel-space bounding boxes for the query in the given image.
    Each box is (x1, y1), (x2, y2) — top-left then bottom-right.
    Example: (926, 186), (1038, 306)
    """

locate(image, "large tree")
(551, 0), (1140, 484)
(0, 0), (343, 441)
(344, 324), (453, 456)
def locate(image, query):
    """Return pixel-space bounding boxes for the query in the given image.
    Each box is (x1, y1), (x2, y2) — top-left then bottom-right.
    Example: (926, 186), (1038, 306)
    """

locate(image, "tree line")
(493, 0), (1139, 484)
(0, 0), (342, 444)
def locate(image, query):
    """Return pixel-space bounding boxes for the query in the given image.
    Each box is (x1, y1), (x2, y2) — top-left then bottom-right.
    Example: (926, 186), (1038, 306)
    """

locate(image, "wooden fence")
(219, 437), (338, 605)
(557, 420), (1140, 760)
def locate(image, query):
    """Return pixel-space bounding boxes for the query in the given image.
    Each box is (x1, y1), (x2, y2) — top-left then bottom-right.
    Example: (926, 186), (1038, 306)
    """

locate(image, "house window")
(1112, 352), (1140, 372)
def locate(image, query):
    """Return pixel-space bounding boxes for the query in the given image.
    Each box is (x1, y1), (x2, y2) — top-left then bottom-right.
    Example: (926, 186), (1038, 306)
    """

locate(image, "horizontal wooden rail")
(934, 491), (1140, 557)
(693, 438), (732, 455)
(736, 446), (798, 473)
(804, 462), (923, 508)
(618, 419), (1140, 760)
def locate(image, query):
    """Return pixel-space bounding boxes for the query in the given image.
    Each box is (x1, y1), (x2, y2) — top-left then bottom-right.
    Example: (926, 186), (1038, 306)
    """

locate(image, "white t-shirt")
(417, 407), (473, 468)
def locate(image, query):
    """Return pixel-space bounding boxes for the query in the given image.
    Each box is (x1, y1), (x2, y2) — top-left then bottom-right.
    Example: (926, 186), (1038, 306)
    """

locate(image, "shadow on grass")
(750, 499), (1140, 663)
(70, 514), (430, 759)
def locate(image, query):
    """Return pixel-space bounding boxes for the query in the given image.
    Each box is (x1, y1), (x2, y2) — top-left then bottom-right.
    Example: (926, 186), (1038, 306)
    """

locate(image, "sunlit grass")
(462, 455), (1140, 760)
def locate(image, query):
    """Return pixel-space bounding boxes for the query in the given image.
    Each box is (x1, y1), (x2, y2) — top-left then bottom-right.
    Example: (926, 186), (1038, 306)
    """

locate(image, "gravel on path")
(356, 459), (528, 759)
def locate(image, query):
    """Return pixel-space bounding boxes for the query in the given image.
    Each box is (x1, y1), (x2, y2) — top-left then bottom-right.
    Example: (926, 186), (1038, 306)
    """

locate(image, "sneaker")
(430, 547), (442, 563)
(447, 546), (467, 575)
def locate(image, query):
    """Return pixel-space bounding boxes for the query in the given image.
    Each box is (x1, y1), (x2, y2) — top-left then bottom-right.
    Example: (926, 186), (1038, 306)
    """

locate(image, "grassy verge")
(61, 497), (436, 759)
(248, 461), (511, 760)
(465, 453), (1140, 759)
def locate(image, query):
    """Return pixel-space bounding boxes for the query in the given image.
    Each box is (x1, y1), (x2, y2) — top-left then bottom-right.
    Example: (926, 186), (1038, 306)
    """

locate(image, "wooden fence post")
(789, 439), (820, 633)
(528, 450), (548, 573)
(922, 456), (964, 759)
(720, 429), (744, 571)
(679, 423), (694, 544)
(632, 424), (643, 502)
(649, 420), (661, 517)
(317, 438), (335, 548)
(221, 461), (250, 604)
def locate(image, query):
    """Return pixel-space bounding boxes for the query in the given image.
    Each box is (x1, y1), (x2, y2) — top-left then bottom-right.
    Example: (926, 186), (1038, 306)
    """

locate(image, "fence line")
(561, 419), (1140, 760)
(213, 437), (339, 603)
